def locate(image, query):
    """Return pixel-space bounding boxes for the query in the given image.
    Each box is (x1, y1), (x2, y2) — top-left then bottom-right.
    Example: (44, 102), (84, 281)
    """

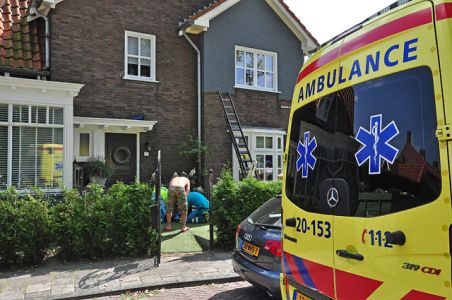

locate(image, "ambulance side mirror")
(386, 231), (406, 246)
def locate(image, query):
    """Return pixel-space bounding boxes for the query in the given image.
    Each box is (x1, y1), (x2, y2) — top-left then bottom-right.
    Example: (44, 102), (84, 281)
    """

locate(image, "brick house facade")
(0, 0), (317, 190)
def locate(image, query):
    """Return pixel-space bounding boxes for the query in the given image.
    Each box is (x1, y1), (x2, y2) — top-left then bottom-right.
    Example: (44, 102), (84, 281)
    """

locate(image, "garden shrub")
(0, 188), (52, 267)
(52, 182), (158, 260)
(212, 168), (281, 248)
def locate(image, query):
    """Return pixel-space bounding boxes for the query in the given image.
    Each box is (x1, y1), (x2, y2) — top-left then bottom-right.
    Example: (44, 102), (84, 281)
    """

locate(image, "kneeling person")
(187, 191), (209, 223)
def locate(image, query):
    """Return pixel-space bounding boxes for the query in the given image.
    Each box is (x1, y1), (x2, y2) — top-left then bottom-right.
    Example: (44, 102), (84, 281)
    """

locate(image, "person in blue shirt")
(187, 191), (209, 223)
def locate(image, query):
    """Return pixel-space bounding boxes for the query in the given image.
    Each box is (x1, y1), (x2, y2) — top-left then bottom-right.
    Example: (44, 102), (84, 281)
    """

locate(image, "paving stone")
(0, 291), (24, 300)
(52, 277), (74, 285)
(24, 290), (50, 299)
(50, 284), (75, 296)
(26, 282), (51, 294)
(140, 274), (162, 285)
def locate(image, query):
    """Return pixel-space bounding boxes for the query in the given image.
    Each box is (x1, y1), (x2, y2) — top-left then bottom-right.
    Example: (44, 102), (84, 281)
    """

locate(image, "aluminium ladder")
(218, 91), (257, 179)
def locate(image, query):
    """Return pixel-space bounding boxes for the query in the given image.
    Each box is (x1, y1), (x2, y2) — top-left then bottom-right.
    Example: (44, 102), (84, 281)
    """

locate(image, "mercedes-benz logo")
(327, 187), (339, 208)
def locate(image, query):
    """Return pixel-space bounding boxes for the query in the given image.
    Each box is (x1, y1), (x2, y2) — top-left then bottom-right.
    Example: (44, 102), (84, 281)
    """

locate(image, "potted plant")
(84, 156), (112, 187)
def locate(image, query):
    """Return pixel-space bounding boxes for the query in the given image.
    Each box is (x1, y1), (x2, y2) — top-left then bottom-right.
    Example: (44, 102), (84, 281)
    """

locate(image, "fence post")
(154, 150), (162, 267)
(208, 169), (214, 250)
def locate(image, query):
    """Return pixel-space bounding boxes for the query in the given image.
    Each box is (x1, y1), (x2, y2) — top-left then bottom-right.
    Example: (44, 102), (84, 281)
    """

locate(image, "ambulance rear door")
(332, 1), (451, 299)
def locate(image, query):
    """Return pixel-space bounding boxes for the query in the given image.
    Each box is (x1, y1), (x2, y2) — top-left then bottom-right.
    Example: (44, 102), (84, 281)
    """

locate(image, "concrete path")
(0, 252), (241, 300)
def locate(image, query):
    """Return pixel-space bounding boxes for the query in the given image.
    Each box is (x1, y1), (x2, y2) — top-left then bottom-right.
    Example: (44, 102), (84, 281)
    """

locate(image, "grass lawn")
(160, 222), (213, 253)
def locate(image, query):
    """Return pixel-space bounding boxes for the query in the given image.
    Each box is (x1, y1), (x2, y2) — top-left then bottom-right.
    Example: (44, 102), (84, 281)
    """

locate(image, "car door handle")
(336, 250), (364, 261)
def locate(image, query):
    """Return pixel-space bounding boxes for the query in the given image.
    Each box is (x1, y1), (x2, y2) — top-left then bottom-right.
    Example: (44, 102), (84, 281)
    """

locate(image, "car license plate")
(242, 241), (260, 257)
(294, 291), (311, 300)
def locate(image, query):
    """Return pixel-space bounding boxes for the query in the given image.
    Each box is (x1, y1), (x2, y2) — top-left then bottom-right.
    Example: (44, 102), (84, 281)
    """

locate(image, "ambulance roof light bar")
(311, 0), (412, 54)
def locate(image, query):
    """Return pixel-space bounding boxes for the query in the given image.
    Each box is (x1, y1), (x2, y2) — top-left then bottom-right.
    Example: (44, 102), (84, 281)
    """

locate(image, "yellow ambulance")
(282, 0), (452, 299)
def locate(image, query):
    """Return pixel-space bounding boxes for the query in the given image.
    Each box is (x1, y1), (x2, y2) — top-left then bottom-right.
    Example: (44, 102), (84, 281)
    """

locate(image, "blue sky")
(285, 0), (397, 44)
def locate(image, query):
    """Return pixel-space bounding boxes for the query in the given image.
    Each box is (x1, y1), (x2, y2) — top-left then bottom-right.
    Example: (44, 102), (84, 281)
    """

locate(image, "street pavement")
(0, 252), (240, 300)
(94, 281), (274, 300)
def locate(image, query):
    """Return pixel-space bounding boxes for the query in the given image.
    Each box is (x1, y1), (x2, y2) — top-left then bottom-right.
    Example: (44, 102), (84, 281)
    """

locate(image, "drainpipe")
(31, 9), (50, 70)
(183, 32), (202, 177)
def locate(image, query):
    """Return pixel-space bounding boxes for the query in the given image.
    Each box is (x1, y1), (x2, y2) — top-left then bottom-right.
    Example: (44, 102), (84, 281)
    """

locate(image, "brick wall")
(50, 0), (203, 183)
(203, 89), (291, 180)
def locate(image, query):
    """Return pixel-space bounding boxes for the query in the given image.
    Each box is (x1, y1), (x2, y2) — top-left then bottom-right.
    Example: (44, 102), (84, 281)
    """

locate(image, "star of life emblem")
(355, 114), (399, 175)
(296, 131), (317, 178)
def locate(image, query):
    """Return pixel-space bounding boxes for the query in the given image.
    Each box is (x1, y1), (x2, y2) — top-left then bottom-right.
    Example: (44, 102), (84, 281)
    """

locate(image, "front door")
(105, 133), (137, 187)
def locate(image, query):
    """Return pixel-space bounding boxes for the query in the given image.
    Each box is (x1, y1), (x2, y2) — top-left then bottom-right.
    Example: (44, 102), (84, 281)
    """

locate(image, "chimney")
(406, 131), (412, 144)
(420, 149), (426, 159)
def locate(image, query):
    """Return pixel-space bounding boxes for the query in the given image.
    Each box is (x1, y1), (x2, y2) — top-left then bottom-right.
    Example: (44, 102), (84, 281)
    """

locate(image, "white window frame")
(232, 128), (285, 181)
(0, 103), (66, 191)
(234, 45), (278, 93)
(124, 31), (157, 82)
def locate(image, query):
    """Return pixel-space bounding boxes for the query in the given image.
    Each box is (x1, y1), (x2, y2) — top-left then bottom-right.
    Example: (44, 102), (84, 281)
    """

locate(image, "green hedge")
(0, 182), (158, 268)
(0, 189), (52, 267)
(212, 169), (281, 248)
(53, 182), (158, 260)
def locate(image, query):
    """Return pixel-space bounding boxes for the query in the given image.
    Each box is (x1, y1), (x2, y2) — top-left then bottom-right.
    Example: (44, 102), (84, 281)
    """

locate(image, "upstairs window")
(235, 46), (277, 92)
(124, 31), (156, 82)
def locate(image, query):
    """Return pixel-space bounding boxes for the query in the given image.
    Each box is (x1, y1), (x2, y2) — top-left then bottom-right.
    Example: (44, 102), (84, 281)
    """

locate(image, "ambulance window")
(285, 67), (441, 217)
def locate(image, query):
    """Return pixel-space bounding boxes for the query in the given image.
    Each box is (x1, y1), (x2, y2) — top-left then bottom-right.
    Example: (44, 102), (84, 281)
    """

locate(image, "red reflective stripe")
(436, 3), (452, 20)
(296, 48), (340, 83)
(302, 258), (335, 298)
(401, 290), (446, 300)
(335, 269), (383, 300)
(284, 252), (305, 285)
(296, 8), (432, 83)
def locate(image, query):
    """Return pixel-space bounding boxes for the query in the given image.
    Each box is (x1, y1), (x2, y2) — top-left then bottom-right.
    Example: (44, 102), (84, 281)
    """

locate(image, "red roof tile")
(0, 0), (44, 71)
(185, 0), (318, 45)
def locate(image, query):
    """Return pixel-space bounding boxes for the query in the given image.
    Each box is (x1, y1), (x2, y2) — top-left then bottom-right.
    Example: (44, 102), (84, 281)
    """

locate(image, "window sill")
(123, 75), (159, 83)
(234, 85), (281, 94)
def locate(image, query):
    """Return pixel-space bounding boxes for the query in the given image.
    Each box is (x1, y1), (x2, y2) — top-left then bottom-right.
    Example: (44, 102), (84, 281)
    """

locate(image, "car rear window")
(247, 196), (281, 227)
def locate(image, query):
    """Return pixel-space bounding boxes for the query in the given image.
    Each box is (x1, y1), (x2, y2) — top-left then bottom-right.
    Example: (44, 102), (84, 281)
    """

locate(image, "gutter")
(181, 31), (202, 176)
(28, 6), (50, 70)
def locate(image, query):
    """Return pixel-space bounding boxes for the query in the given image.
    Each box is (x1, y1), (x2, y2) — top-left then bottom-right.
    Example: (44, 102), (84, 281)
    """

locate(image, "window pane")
(257, 71), (265, 88)
(79, 133), (90, 157)
(12, 127), (64, 189)
(128, 57), (139, 76)
(13, 105), (28, 123)
(278, 137), (282, 149)
(49, 107), (64, 125)
(256, 136), (264, 148)
(246, 69), (254, 86)
(266, 55), (273, 71)
(140, 58), (151, 78)
(257, 54), (265, 70)
(278, 155), (282, 168)
(236, 50), (244, 67)
(285, 67), (440, 217)
(266, 72), (273, 89)
(265, 137), (273, 149)
(246, 52), (254, 68)
(12, 127), (36, 189)
(265, 155), (273, 168)
(32, 106), (47, 124)
(127, 36), (139, 55)
(236, 68), (245, 85)
(0, 104), (8, 122)
(256, 155), (265, 168)
(38, 128), (64, 188)
(0, 126), (7, 188)
(140, 38), (151, 57)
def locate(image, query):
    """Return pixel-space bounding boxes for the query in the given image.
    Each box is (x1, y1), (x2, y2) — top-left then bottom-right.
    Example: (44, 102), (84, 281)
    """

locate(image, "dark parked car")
(232, 195), (282, 298)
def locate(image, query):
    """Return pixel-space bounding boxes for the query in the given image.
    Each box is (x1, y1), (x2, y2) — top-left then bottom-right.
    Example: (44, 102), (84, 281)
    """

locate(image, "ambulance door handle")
(336, 250), (364, 261)
(385, 231), (406, 246)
